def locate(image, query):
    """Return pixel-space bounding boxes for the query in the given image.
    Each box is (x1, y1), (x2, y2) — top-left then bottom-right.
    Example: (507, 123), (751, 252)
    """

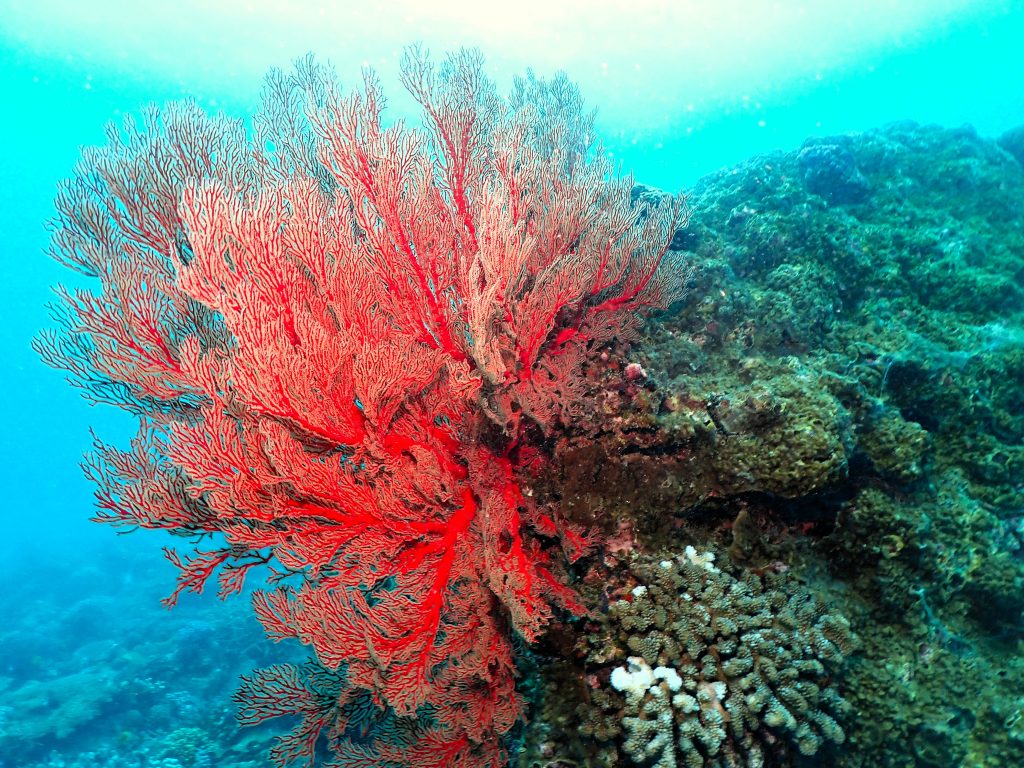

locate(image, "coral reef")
(0, 551), (277, 768)
(0, 668), (118, 743)
(661, 124), (1024, 766)
(576, 551), (853, 768)
(25, 45), (1024, 765)
(523, 121), (1024, 767)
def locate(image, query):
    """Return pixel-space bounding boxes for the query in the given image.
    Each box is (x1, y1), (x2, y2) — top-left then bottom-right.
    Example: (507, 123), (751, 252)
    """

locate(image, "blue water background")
(0, 0), (1021, 698)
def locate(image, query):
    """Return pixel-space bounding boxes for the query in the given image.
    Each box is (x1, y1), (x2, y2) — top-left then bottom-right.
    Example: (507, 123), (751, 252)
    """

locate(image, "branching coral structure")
(581, 551), (854, 767)
(35, 48), (686, 767)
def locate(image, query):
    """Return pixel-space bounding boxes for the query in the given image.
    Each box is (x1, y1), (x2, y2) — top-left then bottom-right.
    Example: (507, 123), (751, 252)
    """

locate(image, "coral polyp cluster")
(580, 551), (854, 767)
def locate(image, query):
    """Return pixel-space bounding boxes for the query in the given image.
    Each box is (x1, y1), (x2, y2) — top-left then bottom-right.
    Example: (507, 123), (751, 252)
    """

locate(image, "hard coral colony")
(36, 49), (685, 767)
(582, 551), (853, 768)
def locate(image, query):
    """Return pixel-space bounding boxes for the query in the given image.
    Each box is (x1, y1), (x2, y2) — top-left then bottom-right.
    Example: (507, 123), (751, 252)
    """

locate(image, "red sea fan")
(36, 47), (687, 766)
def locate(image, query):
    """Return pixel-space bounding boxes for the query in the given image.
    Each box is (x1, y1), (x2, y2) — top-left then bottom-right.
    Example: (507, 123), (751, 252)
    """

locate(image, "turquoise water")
(1, 3), (1022, 767)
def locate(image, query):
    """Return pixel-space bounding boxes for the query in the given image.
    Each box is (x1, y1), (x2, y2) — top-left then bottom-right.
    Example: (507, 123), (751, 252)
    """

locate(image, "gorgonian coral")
(36, 47), (686, 767)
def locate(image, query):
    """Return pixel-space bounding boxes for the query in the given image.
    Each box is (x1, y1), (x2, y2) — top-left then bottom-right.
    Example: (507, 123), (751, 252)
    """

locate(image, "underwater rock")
(797, 141), (871, 205)
(526, 120), (1024, 767)
(997, 123), (1024, 167)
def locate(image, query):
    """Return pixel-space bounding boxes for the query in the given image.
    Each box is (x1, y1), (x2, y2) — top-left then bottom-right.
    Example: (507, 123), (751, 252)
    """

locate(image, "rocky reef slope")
(524, 121), (1024, 768)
